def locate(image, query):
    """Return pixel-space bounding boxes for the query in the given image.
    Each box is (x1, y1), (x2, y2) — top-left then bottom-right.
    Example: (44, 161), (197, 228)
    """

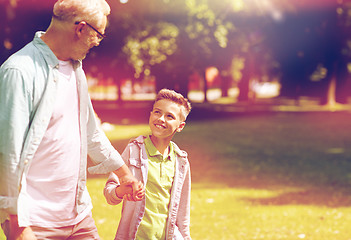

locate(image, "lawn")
(92, 111), (351, 240)
(1, 111), (351, 239)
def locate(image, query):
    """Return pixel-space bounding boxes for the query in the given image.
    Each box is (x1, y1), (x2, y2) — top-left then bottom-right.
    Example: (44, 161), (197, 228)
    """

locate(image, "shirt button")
(24, 160), (29, 165)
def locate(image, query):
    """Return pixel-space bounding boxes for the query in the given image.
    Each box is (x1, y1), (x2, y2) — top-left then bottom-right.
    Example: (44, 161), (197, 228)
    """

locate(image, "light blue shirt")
(0, 32), (125, 226)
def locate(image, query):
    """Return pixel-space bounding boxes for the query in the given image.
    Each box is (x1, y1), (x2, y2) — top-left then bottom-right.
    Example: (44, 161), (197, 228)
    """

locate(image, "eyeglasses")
(75, 21), (106, 41)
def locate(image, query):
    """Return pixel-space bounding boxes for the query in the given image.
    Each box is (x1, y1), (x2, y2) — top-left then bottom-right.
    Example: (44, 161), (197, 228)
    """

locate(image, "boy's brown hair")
(155, 89), (192, 121)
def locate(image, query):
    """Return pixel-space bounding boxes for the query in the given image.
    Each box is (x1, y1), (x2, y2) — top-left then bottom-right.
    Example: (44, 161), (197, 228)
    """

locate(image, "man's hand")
(129, 180), (145, 201)
(8, 215), (37, 240)
(115, 181), (133, 198)
(119, 175), (145, 201)
(113, 164), (145, 201)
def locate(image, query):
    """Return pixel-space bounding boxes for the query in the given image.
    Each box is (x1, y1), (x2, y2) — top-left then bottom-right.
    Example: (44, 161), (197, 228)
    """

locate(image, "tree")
(120, 0), (238, 100)
(267, 0), (351, 104)
(0, 0), (53, 64)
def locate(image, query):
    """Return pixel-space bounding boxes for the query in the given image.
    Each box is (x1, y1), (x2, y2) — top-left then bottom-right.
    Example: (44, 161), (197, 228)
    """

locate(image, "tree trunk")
(327, 76), (336, 107)
(117, 78), (123, 104)
(237, 56), (252, 102)
(203, 70), (208, 102)
(221, 74), (231, 97)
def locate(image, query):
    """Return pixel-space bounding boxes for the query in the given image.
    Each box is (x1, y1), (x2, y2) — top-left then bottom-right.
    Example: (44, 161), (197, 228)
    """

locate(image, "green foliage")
(121, 0), (237, 81)
(122, 22), (179, 78)
(185, 0), (234, 50)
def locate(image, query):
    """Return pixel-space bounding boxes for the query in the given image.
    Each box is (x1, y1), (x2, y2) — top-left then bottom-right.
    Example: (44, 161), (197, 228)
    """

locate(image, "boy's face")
(149, 99), (185, 140)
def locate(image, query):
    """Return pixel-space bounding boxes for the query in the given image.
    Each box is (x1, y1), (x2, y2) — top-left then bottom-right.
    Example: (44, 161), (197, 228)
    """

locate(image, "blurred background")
(1, 1), (351, 239)
(1, 0), (351, 107)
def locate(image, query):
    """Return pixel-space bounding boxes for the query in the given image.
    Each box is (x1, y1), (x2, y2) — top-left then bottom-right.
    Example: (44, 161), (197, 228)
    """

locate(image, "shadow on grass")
(189, 159), (351, 208)
(239, 187), (351, 207)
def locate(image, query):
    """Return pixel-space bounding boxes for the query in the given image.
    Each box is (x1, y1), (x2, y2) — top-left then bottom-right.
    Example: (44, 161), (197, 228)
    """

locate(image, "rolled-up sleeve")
(103, 145), (131, 204)
(86, 101), (125, 175)
(103, 172), (123, 205)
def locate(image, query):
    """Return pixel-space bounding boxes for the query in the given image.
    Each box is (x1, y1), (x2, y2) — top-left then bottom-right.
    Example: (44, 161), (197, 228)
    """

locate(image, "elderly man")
(0, 0), (144, 239)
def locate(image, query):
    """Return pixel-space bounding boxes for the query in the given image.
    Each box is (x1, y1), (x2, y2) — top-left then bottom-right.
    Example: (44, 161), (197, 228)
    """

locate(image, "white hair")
(53, 0), (110, 27)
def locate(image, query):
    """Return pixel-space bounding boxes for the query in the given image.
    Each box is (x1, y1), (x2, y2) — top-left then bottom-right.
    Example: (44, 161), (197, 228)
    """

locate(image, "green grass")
(2, 112), (351, 239)
(93, 112), (351, 240)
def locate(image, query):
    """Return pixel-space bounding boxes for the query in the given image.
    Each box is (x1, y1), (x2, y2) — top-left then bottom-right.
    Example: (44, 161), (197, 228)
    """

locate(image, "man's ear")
(75, 21), (85, 38)
(177, 122), (186, 132)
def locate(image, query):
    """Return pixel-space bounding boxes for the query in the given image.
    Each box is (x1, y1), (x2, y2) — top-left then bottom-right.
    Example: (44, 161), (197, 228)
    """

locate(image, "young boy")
(104, 89), (192, 240)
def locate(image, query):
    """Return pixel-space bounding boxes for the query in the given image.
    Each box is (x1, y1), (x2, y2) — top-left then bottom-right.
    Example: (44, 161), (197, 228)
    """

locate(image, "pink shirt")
(0, 32), (126, 227)
(25, 60), (89, 227)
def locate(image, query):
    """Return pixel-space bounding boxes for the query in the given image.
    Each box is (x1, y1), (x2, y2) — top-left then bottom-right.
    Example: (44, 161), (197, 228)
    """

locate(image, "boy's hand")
(131, 181), (145, 201)
(123, 181), (145, 201)
(115, 182), (133, 199)
(113, 164), (145, 201)
(118, 177), (145, 201)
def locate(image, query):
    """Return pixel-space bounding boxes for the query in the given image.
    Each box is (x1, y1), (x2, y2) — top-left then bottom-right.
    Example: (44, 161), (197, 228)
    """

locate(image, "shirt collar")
(145, 135), (175, 162)
(33, 31), (81, 70)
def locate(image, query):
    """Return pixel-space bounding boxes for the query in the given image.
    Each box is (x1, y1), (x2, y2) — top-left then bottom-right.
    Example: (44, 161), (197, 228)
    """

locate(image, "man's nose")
(94, 40), (101, 47)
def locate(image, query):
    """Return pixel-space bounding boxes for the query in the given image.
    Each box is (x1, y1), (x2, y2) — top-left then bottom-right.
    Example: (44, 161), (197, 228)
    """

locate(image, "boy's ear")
(177, 122), (186, 132)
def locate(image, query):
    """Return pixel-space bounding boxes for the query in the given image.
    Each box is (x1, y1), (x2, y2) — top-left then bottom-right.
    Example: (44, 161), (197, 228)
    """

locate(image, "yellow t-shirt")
(135, 135), (176, 240)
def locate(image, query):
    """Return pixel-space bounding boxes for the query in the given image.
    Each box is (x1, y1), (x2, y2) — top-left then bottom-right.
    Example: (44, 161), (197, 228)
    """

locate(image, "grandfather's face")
(73, 16), (107, 60)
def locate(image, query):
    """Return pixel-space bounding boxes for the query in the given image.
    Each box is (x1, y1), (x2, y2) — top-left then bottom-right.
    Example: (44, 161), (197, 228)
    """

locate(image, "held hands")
(117, 176), (145, 201)
(113, 165), (145, 201)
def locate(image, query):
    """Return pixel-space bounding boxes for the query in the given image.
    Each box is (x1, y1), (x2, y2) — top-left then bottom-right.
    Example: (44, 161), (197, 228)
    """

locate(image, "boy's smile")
(154, 123), (166, 129)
